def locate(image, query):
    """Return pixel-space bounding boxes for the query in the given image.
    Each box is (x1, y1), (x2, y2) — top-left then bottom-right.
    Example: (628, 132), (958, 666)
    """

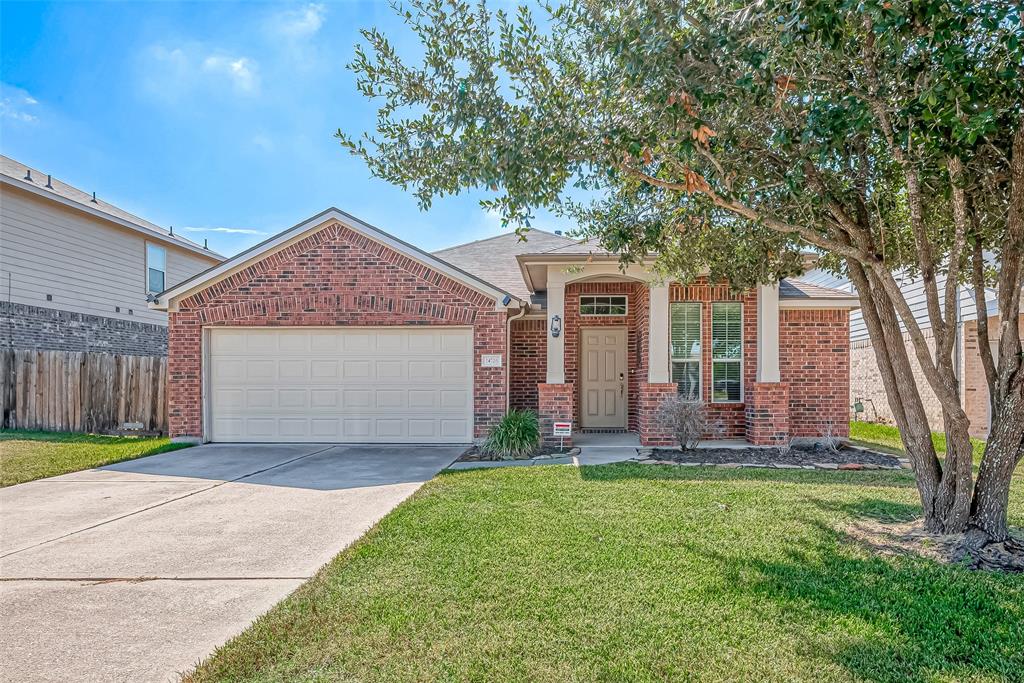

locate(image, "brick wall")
(167, 221), (507, 439)
(849, 326), (943, 432)
(1, 301), (168, 355)
(668, 280), (758, 438)
(636, 382), (678, 446)
(538, 382), (573, 446)
(963, 313), (1024, 438)
(563, 281), (644, 430)
(745, 382), (791, 445)
(509, 318), (546, 412)
(780, 308), (850, 438)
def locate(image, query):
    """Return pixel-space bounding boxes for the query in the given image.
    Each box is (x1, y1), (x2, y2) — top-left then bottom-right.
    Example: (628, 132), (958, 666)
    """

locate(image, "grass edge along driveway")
(0, 430), (191, 486)
(186, 434), (1023, 682)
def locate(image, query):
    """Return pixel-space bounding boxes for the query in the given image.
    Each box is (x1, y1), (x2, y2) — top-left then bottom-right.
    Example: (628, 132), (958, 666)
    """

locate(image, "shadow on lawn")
(577, 461), (920, 489)
(689, 518), (1023, 683)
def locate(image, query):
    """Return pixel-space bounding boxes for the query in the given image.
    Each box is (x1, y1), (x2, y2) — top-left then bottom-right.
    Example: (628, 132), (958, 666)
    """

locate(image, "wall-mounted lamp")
(550, 314), (562, 338)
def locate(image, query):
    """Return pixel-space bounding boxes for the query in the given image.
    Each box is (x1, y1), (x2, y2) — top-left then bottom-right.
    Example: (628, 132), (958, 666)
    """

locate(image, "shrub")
(482, 409), (542, 459)
(656, 397), (716, 450)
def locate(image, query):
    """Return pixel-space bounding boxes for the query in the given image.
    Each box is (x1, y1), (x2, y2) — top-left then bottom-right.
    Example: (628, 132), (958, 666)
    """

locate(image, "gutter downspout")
(505, 304), (528, 412)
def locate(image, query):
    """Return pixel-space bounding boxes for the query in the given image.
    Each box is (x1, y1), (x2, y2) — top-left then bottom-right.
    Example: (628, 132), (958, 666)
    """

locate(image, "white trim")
(146, 241), (167, 295)
(756, 283), (781, 383)
(546, 282), (566, 383)
(0, 174), (222, 260)
(710, 301), (744, 404)
(648, 285), (671, 383)
(578, 294), (628, 316)
(151, 208), (521, 311)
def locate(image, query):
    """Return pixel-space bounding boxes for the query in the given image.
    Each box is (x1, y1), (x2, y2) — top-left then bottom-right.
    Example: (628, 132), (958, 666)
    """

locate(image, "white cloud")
(271, 3), (326, 39)
(202, 54), (260, 94)
(182, 226), (268, 235)
(142, 44), (260, 99)
(0, 84), (40, 123)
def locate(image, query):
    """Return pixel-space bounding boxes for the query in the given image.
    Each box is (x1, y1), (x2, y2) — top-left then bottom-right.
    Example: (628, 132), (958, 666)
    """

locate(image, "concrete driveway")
(0, 443), (461, 683)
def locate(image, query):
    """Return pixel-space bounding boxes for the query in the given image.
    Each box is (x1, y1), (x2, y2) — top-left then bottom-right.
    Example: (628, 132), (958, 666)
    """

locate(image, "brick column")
(538, 383), (574, 446)
(745, 382), (790, 446)
(637, 382), (679, 446)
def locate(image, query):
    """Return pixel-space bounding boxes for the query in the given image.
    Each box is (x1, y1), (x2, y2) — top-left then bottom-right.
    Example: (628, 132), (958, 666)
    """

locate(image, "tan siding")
(0, 185), (219, 326)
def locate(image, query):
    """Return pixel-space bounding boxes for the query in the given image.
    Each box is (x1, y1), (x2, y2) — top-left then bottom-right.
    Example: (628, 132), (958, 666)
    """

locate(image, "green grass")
(188, 464), (1023, 682)
(0, 430), (192, 486)
(850, 421), (987, 461)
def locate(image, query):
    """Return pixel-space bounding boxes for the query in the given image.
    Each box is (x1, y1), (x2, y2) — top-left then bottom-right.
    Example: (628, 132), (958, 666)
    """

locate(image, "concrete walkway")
(0, 443), (461, 683)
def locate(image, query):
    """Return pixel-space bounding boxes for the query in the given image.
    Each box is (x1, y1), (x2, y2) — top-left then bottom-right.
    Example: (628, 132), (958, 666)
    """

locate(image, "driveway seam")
(0, 445), (337, 560)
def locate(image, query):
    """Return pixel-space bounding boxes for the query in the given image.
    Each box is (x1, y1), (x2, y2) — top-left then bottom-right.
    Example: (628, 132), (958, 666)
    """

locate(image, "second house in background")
(0, 155), (224, 356)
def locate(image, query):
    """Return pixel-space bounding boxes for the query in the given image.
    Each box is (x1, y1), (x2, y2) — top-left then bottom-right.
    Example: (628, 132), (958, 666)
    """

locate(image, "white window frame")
(146, 242), (167, 295)
(670, 302), (702, 402)
(579, 294), (628, 316)
(711, 301), (743, 404)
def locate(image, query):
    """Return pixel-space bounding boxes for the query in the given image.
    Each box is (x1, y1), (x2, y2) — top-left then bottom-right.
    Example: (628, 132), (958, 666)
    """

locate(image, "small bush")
(482, 410), (542, 460)
(656, 397), (716, 450)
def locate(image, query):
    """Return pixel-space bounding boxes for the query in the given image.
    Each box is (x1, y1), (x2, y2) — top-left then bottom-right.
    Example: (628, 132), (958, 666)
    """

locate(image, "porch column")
(546, 281), (566, 383)
(756, 282), (780, 383)
(647, 283), (670, 383)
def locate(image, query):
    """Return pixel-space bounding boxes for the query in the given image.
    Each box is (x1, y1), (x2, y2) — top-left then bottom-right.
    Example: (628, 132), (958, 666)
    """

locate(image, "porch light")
(550, 314), (562, 338)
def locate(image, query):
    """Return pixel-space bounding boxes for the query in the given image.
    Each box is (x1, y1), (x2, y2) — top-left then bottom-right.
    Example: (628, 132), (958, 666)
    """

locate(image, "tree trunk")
(969, 392), (1024, 542)
(934, 409), (974, 533)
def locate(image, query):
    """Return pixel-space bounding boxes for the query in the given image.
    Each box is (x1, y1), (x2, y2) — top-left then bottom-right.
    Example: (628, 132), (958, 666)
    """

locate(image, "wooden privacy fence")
(0, 349), (168, 433)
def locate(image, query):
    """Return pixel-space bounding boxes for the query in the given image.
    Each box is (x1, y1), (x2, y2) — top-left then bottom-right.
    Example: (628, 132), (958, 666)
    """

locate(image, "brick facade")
(563, 281), (644, 431)
(537, 382), (574, 446)
(849, 326), (943, 432)
(669, 280), (758, 439)
(167, 221), (507, 440)
(505, 278), (851, 446)
(636, 382), (678, 446)
(780, 309), (850, 439)
(963, 313), (1024, 438)
(1, 301), (168, 356)
(745, 382), (791, 445)
(509, 318), (546, 413)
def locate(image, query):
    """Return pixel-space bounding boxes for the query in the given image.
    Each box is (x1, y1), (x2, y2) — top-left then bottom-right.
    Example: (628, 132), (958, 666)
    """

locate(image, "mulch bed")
(457, 445), (578, 462)
(644, 444), (904, 469)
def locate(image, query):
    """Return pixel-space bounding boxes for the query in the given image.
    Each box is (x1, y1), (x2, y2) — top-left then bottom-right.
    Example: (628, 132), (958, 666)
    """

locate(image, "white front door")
(580, 328), (627, 429)
(207, 327), (473, 443)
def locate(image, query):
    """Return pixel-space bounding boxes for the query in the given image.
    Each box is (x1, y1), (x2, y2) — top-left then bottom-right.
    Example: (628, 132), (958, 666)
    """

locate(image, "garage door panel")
(209, 328), (473, 443)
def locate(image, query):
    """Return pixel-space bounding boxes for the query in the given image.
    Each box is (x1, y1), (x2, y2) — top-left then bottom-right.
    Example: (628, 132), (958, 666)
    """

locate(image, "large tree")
(340, 0), (1024, 560)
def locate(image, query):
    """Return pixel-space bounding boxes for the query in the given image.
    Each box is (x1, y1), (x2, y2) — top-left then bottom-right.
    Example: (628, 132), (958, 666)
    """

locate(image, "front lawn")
(850, 421), (987, 461)
(189, 463), (1023, 682)
(0, 430), (192, 487)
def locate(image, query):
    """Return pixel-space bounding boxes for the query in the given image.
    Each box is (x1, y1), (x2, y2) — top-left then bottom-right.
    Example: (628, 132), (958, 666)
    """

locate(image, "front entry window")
(579, 295), (627, 316)
(711, 302), (743, 402)
(670, 302), (701, 401)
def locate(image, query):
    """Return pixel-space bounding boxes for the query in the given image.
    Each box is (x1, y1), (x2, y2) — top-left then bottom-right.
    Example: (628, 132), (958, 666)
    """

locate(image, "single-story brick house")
(152, 208), (859, 446)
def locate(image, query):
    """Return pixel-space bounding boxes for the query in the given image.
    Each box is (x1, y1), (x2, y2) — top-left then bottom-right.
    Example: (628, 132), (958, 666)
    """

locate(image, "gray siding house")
(0, 155), (223, 355)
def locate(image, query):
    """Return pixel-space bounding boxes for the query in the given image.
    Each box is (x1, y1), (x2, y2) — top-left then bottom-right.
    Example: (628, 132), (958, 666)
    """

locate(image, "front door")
(580, 328), (627, 429)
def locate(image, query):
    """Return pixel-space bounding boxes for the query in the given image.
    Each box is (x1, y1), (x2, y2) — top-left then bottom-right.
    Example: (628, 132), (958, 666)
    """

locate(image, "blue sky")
(0, 0), (569, 257)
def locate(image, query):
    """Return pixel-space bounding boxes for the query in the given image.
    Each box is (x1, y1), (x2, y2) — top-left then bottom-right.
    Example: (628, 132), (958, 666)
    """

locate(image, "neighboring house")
(151, 208), (858, 446)
(0, 155), (223, 355)
(800, 266), (1022, 439)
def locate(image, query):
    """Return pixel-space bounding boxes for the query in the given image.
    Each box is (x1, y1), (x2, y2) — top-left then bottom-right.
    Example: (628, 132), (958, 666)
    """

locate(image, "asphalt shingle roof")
(433, 230), (580, 299)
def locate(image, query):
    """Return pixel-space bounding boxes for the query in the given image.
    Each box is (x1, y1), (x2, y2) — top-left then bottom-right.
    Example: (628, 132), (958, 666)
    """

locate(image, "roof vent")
(204, 238), (208, 249)
(23, 169), (32, 182)
(554, 230), (562, 235)
(91, 191), (98, 203)
(170, 225), (174, 235)
(46, 174), (53, 189)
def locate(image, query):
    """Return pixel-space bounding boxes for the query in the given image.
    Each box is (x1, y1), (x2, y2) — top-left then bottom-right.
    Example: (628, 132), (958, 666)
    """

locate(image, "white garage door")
(208, 328), (474, 443)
